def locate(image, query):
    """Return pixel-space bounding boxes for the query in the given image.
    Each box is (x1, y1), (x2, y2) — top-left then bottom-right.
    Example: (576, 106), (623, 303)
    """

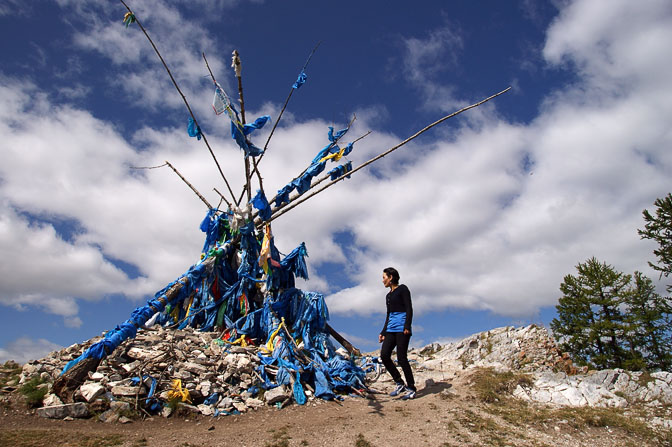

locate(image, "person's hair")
(383, 267), (400, 285)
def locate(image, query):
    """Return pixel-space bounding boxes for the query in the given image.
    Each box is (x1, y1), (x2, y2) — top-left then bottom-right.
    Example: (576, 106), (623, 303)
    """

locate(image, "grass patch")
(393, 405), (409, 416)
(470, 367), (533, 404)
(0, 430), (125, 447)
(480, 332), (493, 355)
(458, 353), (471, 369)
(18, 376), (48, 408)
(265, 425), (291, 447)
(553, 406), (649, 433)
(480, 390), (672, 445)
(0, 361), (23, 388)
(637, 371), (654, 387)
(354, 433), (373, 446)
(419, 344), (439, 358)
(455, 409), (508, 446)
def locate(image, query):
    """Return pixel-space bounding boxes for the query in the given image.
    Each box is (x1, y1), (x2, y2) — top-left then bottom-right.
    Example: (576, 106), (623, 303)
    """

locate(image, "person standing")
(378, 267), (416, 399)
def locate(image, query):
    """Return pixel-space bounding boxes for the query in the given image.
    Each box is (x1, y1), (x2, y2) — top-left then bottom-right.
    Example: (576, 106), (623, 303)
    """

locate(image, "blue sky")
(1, 0), (672, 363)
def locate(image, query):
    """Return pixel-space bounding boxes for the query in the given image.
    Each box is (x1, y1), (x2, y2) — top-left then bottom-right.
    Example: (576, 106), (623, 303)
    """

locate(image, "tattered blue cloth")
(61, 208), (367, 405)
(187, 117), (202, 140)
(293, 70), (307, 89)
(291, 161), (325, 194)
(281, 242), (309, 280)
(275, 183), (295, 207)
(328, 161), (353, 180)
(272, 125), (354, 207)
(199, 208), (224, 253)
(328, 126), (348, 142)
(251, 190), (271, 221)
(232, 115), (271, 157)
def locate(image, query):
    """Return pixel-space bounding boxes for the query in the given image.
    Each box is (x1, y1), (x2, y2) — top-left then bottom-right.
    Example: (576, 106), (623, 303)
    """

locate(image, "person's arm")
(381, 311), (390, 337)
(381, 293), (390, 338)
(402, 285), (413, 334)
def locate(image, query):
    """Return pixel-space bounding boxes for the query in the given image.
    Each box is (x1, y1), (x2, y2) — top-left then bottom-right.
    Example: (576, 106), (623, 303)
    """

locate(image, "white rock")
(42, 393), (63, 407)
(183, 362), (207, 374)
(197, 404), (215, 416)
(245, 397), (264, 409)
(88, 372), (105, 381)
(127, 348), (154, 360)
(111, 385), (146, 396)
(237, 356), (251, 370)
(80, 383), (106, 402)
(264, 386), (289, 404)
(37, 403), (89, 419)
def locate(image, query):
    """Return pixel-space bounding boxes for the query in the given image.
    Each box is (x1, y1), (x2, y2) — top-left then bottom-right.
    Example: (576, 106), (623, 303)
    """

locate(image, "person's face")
(382, 272), (393, 288)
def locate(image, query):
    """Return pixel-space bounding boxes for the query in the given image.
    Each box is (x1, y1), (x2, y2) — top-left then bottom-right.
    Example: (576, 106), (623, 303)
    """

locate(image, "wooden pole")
(164, 161), (212, 209)
(213, 188), (231, 208)
(244, 42), (322, 205)
(231, 50), (253, 207)
(263, 115), (360, 209)
(327, 323), (361, 356)
(265, 130), (371, 217)
(119, 0), (238, 206)
(266, 87), (512, 224)
(260, 42), (321, 157)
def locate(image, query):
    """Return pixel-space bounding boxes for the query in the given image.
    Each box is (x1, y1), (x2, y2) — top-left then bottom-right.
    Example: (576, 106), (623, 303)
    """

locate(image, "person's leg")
(380, 332), (403, 385)
(395, 332), (415, 391)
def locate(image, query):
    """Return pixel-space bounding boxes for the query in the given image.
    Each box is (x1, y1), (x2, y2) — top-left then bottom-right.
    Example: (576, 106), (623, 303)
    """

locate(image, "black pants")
(380, 331), (415, 391)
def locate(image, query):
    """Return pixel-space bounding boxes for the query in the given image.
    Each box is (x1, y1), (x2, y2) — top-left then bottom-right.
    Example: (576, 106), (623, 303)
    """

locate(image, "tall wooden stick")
(119, 0), (237, 206)
(261, 42), (321, 157)
(265, 87), (512, 224)
(213, 187), (231, 208)
(266, 130), (371, 215)
(164, 161), (212, 209)
(241, 43), (322, 206)
(231, 50), (253, 207)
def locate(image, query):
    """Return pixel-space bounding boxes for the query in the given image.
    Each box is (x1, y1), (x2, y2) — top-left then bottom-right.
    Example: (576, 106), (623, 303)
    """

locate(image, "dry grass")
(468, 367), (672, 445)
(0, 430), (125, 447)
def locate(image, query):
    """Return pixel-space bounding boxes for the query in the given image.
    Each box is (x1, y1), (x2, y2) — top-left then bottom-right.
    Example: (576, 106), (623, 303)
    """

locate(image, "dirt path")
(2, 371), (668, 447)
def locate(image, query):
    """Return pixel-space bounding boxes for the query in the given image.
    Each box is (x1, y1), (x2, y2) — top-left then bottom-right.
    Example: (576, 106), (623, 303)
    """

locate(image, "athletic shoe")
(401, 389), (416, 400)
(390, 383), (406, 397)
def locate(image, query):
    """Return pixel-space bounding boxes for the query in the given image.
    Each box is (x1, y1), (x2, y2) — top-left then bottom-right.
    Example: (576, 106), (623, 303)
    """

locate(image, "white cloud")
(60, 0), (236, 118)
(0, 337), (63, 364)
(400, 24), (464, 83)
(2, 0), (671, 335)
(0, 0), (32, 17)
(0, 77), (218, 321)
(394, 22), (465, 114)
(324, 0), (672, 318)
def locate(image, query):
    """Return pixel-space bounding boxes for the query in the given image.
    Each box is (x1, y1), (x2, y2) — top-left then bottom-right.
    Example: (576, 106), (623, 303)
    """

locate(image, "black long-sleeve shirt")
(381, 284), (413, 335)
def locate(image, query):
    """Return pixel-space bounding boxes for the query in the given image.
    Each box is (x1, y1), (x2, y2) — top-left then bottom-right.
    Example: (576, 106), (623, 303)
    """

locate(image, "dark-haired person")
(378, 267), (416, 400)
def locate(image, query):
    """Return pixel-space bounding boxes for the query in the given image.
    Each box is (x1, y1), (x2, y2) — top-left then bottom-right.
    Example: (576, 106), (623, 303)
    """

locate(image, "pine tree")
(622, 271), (672, 371)
(551, 257), (630, 369)
(639, 193), (672, 293)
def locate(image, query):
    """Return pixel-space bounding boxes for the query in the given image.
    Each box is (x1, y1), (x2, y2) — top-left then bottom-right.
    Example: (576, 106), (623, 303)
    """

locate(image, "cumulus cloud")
(1, 0), (671, 335)
(323, 0), (672, 318)
(0, 337), (63, 364)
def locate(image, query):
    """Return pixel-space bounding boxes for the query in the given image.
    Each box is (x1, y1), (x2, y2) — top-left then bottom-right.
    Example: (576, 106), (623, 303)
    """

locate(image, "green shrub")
(18, 376), (48, 408)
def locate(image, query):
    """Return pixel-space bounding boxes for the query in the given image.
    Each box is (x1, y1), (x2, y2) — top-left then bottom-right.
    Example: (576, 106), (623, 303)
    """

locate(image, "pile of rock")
(18, 323), (672, 422)
(513, 368), (672, 412)
(416, 325), (672, 414)
(420, 325), (581, 374)
(20, 326), (310, 420)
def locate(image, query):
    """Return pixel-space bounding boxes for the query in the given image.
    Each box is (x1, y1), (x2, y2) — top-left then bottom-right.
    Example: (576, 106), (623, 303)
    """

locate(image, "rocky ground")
(2, 325), (672, 447)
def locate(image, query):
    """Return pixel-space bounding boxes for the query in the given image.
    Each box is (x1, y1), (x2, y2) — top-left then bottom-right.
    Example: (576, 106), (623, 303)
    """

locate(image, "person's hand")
(378, 334), (384, 343)
(403, 329), (410, 335)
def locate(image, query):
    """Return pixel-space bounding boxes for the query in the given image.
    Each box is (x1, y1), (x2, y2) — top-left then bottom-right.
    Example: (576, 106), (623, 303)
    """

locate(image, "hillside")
(1, 325), (671, 446)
